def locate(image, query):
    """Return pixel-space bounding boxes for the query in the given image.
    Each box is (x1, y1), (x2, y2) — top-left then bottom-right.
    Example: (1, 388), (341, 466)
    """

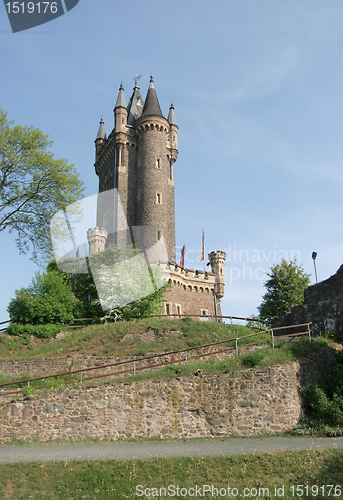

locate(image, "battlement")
(160, 261), (216, 293)
(209, 250), (226, 262)
(87, 227), (108, 239)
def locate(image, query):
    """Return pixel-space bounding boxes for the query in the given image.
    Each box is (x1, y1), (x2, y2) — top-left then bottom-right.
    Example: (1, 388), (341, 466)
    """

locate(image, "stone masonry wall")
(278, 264), (343, 336)
(0, 361), (303, 443)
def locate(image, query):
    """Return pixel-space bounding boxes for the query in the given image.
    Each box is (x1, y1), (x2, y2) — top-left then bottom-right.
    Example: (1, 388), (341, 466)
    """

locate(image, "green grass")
(0, 317), (263, 360)
(0, 450), (342, 499)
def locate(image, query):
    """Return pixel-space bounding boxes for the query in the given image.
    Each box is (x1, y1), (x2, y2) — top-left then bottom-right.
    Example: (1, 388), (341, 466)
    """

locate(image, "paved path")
(0, 437), (343, 464)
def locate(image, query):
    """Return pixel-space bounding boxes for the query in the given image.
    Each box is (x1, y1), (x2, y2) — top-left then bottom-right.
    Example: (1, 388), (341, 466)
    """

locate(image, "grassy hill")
(0, 317), (263, 360)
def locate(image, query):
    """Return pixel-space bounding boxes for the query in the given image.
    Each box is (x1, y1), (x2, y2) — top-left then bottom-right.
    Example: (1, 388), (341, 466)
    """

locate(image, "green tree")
(0, 109), (84, 263)
(7, 269), (80, 326)
(258, 259), (311, 326)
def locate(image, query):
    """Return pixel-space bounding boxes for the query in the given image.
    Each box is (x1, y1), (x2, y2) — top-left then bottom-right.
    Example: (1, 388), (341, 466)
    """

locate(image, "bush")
(305, 351), (343, 427)
(325, 330), (341, 342)
(7, 322), (65, 338)
(305, 384), (343, 426)
(241, 352), (263, 368)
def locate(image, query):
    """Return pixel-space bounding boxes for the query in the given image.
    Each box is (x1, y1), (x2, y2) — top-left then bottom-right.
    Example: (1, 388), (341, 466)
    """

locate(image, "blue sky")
(1, 0), (343, 322)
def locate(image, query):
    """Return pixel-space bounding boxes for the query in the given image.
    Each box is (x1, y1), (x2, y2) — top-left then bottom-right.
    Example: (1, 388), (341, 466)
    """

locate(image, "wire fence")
(0, 322), (312, 398)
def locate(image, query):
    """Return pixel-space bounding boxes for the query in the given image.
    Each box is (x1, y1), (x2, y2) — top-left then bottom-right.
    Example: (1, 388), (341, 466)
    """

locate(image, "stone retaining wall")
(0, 344), (262, 379)
(278, 264), (343, 336)
(0, 361), (302, 443)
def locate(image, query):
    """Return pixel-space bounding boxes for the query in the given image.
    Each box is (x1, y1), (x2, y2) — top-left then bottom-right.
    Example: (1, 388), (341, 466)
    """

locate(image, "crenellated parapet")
(164, 261), (216, 291)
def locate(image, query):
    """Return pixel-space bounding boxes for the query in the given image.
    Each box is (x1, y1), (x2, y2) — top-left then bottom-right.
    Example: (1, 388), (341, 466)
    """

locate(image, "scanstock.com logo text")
(3, 0), (79, 33)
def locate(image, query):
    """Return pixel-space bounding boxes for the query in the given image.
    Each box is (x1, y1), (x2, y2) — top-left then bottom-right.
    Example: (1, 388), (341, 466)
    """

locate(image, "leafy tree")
(7, 269), (80, 327)
(0, 109), (84, 263)
(258, 259), (311, 326)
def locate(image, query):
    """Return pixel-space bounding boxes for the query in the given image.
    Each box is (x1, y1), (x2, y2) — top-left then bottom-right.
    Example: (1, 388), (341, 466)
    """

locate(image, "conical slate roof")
(141, 76), (163, 118)
(127, 82), (145, 126)
(96, 117), (106, 140)
(115, 83), (126, 108)
(167, 102), (177, 126)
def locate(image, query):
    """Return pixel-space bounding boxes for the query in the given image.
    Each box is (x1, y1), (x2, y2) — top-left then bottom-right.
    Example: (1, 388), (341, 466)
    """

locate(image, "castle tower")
(134, 76), (178, 261)
(87, 227), (108, 254)
(93, 76), (178, 262)
(208, 251), (226, 299)
(90, 77), (227, 319)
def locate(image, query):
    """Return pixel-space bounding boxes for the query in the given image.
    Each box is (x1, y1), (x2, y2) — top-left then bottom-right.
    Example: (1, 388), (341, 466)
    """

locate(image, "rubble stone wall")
(0, 359), (314, 443)
(278, 264), (343, 336)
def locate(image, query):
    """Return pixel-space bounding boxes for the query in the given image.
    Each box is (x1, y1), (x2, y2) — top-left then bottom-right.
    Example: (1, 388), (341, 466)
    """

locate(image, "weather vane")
(133, 74), (142, 88)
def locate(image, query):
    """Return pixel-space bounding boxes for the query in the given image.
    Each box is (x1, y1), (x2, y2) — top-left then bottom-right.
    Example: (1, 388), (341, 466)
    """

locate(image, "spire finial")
(168, 101), (177, 126)
(149, 74), (155, 89)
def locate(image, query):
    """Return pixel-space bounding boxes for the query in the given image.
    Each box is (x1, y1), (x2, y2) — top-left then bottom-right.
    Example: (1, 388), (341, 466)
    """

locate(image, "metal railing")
(0, 322), (312, 398)
(0, 314), (266, 332)
(0, 319), (11, 332)
(65, 314), (266, 329)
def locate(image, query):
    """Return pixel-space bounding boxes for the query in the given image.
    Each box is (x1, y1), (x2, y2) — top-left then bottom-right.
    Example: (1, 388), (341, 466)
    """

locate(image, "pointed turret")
(141, 75), (163, 117)
(114, 82), (126, 109)
(95, 117), (107, 161)
(167, 102), (178, 170)
(127, 79), (145, 126)
(114, 83), (128, 135)
(167, 102), (177, 126)
(96, 117), (107, 140)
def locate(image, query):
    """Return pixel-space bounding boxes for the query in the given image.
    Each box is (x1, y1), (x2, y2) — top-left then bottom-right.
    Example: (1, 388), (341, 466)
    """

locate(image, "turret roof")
(127, 81), (145, 126)
(167, 102), (177, 126)
(96, 117), (106, 140)
(141, 75), (163, 118)
(115, 83), (126, 108)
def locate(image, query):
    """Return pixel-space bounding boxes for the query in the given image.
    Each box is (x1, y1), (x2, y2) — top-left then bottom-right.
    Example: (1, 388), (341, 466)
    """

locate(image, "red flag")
(180, 243), (186, 267)
(201, 229), (205, 262)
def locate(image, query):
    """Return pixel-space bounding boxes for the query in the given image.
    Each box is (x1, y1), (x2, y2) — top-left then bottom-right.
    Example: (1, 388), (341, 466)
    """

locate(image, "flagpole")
(201, 229), (205, 272)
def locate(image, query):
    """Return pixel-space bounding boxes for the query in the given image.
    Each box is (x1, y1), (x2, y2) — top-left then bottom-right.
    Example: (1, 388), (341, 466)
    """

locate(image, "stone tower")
(90, 76), (226, 318)
(86, 227), (108, 254)
(208, 251), (226, 299)
(93, 76), (178, 262)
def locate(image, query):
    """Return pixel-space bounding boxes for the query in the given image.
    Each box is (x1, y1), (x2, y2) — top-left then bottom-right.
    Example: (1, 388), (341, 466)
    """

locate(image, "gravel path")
(0, 437), (342, 464)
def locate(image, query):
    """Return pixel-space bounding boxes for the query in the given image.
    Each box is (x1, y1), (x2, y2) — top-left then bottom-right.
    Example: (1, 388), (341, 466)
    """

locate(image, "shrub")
(325, 330), (341, 342)
(305, 351), (343, 427)
(241, 352), (263, 368)
(7, 322), (65, 338)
